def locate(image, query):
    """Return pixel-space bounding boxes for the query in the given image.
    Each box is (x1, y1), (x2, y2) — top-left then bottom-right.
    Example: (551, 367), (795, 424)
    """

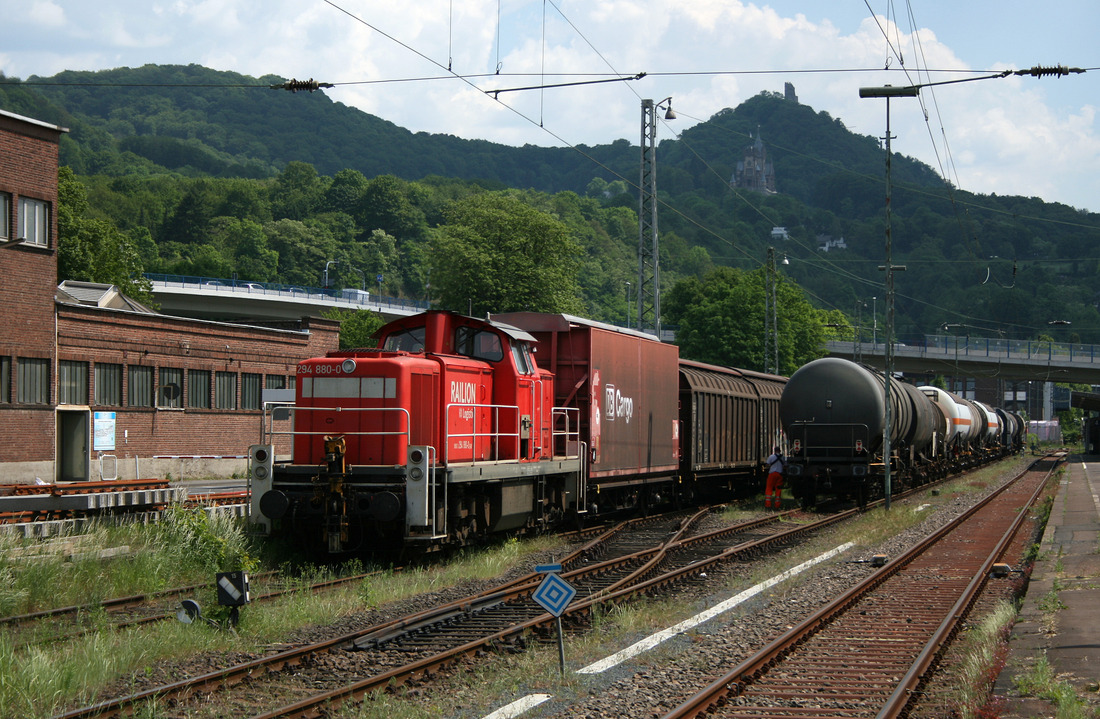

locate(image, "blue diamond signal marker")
(532, 572), (577, 617)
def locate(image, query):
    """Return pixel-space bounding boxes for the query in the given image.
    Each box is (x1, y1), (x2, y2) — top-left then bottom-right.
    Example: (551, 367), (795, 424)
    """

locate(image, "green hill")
(3, 63), (1098, 344)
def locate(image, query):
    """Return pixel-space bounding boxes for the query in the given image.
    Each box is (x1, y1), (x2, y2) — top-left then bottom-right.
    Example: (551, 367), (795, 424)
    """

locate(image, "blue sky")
(3, 1), (1098, 211)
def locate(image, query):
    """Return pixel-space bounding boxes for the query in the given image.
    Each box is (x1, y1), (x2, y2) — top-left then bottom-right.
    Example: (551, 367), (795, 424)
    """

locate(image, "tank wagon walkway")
(994, 454), (1100, 716)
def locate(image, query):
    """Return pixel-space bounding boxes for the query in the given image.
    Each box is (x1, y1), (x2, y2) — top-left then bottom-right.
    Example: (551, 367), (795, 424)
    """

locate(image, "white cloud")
(27, 0), (64, 26)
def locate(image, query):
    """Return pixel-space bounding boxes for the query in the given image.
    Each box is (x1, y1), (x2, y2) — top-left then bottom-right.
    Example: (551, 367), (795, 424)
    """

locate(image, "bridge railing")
(144, 273), (431, 313)
(839, 334), (1100, 365)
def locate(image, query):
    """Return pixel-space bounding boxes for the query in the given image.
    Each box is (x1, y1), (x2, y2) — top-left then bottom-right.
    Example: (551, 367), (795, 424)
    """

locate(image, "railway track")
(662, 456), (1057, 718)
(0, 479), (247, 534)
(51, 504), (845, 719)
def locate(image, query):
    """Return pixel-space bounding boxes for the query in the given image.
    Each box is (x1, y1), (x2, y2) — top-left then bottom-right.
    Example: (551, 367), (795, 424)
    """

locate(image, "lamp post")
(349, 266), (366, 291)
(323, 260), (338, 289)
(859, 84), (918, 511)
(638, 96), (675, 336)
(764, 247), (780, 374)
(871, 296), (877, 348)
(624, 281), (632, 326)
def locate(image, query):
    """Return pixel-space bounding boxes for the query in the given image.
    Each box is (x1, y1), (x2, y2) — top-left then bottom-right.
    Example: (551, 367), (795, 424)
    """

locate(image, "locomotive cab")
(251, 311), (581, 555)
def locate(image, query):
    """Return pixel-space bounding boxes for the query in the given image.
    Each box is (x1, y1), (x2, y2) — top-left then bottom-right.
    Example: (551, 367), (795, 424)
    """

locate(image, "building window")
(94, 363), (122, 406)
(0, 356), (11, 403)
(58, 360), (87, 405)
(158, 367), (183, 408)
(129, 366), (153, 407)
(241, 373), (262, 410)
(188, 369), (210, 409)
(17, 358), (49, 404)
(215, 371), (236, 409)
(0, 193), (9, 240)
(288, 375), (296, 390)
(18, 197), (49, 247)
(265, 374), (286, 390)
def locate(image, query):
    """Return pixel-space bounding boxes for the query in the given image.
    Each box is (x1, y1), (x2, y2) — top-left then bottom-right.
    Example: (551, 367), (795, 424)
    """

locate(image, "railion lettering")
(451, 381), (477, 404)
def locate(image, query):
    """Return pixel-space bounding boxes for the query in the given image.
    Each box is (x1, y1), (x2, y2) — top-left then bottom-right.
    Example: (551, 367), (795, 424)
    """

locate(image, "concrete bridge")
(146, 274), (425, 324)
(826, 336), (1100, 385)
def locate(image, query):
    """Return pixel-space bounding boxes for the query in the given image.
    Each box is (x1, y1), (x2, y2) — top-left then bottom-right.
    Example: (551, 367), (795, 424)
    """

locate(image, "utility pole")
(764, 247), (780, 374)
(638, 97), (674, 337)
(860, 85), (916, 511)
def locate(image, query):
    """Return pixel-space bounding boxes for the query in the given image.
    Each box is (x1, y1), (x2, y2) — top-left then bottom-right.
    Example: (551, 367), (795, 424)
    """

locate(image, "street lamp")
(860, 84), (918, 511)
(323, 260), (338, 289)
(638, 96), (676, 336)
(871, 296), (877, 347)
(624, 281), (632, 325)
(764, 246), (783, 374)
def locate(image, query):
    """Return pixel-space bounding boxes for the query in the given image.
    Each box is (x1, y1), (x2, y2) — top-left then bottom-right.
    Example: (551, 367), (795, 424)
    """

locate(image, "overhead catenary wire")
(10, 1), (1094, 338)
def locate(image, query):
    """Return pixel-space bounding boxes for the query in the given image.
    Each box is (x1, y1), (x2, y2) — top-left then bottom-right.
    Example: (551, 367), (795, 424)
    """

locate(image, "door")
(57, 410), (89, 482)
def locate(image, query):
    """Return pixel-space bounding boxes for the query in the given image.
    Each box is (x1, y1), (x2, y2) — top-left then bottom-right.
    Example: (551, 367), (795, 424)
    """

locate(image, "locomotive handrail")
(261, 405), (412, 449)
(551, 406), (582, 460)
(443, 402), (522, 465)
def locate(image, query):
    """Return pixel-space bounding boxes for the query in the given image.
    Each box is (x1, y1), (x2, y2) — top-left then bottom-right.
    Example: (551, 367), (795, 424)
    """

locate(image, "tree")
(666, 266), (827, 374)
(430, 193), (584, 316)
(57, 166), (155, 304)
(320, 308), (386, 350)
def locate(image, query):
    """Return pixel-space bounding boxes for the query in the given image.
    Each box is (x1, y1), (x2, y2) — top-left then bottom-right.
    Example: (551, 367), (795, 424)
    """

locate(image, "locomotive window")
(511, 343), (534, 375)
(454, 327), (504, 362)
(383, 326), (425, 352)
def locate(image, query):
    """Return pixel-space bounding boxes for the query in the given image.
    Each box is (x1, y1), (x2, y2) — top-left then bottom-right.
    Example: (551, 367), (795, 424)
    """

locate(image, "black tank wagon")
(779, 357), (1021, 508)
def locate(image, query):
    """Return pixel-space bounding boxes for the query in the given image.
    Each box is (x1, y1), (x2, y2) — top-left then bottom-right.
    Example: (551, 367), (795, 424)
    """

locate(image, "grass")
(1013, 655), (1098, 719)
(0, 511), (567, 718)
(0, 457), (1041, 717)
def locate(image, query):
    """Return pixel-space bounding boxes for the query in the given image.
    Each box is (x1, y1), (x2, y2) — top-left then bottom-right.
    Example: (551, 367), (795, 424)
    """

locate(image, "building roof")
(0, 108), (69, 133)
(56, 281), (157, 314)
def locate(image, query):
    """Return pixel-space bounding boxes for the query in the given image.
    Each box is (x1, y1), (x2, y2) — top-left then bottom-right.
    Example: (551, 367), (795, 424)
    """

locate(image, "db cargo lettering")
(451, 381), (477, 404)
(604, 384), (634, 424)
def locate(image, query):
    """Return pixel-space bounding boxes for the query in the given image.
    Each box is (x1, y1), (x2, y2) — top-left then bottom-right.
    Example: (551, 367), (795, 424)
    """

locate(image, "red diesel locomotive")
(249, 310), (784, 554)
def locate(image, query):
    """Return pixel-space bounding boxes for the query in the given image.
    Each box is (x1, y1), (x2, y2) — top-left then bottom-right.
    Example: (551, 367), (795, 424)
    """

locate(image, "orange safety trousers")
(765, 471), (784, 509)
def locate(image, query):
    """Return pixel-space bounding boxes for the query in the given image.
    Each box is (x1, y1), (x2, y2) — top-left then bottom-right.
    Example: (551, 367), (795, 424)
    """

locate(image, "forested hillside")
(3, 63), (1099, 355)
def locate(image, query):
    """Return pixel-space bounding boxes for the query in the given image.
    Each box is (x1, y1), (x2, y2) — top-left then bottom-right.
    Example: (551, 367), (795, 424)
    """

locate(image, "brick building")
(0, 109), (340, 483)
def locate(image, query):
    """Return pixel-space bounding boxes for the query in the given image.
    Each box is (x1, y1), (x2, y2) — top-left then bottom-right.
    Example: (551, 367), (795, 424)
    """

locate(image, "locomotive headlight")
(410, 467), (424, 481)
(341, 358), (356, 373)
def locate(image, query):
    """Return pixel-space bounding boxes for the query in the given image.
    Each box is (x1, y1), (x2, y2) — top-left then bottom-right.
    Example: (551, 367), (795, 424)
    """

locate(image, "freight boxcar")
(677, 360), (786, 498)
(493, 312), (681, 513)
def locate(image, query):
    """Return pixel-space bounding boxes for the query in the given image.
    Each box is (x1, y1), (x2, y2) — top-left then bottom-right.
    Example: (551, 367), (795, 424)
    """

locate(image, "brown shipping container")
(492, 313), (679, 481)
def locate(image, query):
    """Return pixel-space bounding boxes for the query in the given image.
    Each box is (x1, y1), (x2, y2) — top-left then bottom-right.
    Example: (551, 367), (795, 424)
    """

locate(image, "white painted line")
(481, 694), (553, 719)
(478, 542), (858, 719)
(576, 542), (857, 674)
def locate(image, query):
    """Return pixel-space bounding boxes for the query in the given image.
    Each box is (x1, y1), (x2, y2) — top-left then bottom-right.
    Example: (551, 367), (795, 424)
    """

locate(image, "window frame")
(0, 356), (9, 403)
(0, 192), (10, 241)
(241, 373), (262, 410)
(58, 360), (88, 405)
(17, 357), (50, 405)
(158, 367), (183, 409)
(128, 365), (153, 408)
(94, 363), (123, 407)
(188, 369), (211, 409)
(17, 196), (49, 247)
(215, 371), (237, 410)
